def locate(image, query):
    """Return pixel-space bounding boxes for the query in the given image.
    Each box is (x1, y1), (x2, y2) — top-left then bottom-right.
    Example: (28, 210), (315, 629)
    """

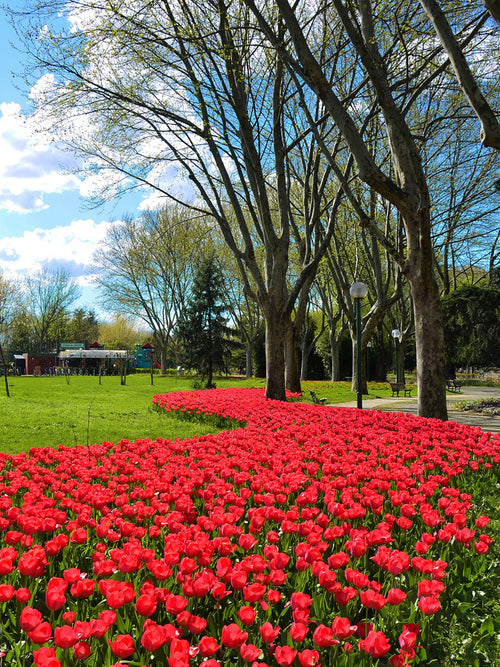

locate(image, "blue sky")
(0, 5), (148, 314)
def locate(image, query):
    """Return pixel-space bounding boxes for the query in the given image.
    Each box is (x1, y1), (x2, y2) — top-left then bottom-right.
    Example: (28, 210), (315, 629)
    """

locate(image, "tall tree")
(177, 256), (233, 388)
(65, 309), (100, 347)
(418, 0), (500, 149)
(442, 283), (500, 368)
(92, 206), (218, 372)
(25, 267), (80, 353)
(98, 315), (147, 351)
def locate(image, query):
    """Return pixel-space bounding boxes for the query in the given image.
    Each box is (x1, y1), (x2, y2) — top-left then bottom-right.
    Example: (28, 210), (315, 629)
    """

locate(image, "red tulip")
(260, 622), (280, 643)
(33, 647), (60, 667)
(237, 606), (256, 626)
(20, 606), (43, 632)
(418, 595), (441, 615)
(312, 624), (338, 647)
(359, 630), (391, 658)
(135, 593), (157, 617)
(108, 634), (135, 658)
(54, 625), (78, 649)
(141, 623), (165, 652)
(275, 645), (298, 666)
(28, 621), (53, 645)
(221, 623), (248, 649)
(73, 641), (91, 660)
(240, 643), (261, 662)
(298, 648), (321, 666)
(387, 587), (407, 605)
(198, 635), (220, 657)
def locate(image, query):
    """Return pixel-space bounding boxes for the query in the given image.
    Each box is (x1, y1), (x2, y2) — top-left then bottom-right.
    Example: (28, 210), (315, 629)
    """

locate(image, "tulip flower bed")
(0, 387), (499, 666)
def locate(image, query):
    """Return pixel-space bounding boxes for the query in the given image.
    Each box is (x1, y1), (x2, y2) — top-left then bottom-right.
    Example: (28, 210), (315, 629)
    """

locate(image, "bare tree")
(418, 0), (500, 149)
(92, 206), (219, 372)
(25, 267), (80, 353)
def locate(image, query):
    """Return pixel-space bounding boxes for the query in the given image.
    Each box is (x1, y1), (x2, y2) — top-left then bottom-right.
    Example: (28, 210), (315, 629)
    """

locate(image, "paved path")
(332, 385), (500, 434)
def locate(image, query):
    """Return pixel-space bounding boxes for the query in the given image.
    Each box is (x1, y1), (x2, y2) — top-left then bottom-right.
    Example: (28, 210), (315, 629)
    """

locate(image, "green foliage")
(442, 285), (500, 368)
(177, 256), (236, 388)
(65, 308), (100, 346)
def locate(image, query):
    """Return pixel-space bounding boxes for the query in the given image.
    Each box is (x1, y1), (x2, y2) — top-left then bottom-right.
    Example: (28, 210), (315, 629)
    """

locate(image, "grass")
(0, 375), (405, 455)
(0, 374), (225, 455)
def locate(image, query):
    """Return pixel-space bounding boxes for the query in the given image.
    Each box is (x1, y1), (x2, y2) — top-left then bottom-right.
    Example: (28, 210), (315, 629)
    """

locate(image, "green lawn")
(0, 374), (403, 455)
(0, 374), (221, 455)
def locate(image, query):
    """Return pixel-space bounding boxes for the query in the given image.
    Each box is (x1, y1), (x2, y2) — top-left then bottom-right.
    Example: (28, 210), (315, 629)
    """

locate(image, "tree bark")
(330, 333), (341, 382)
(264, 311), (286, 400)
(405, 210), (447, 419)
(245, 344), (254, 378)
(300, 344), (309, 381)
(0, 344), (10, 398)
(350, 335), (368, 395)
(483, 0), (500, 25)
(160, 349), (167, 375)
(284, 321), (302, 392)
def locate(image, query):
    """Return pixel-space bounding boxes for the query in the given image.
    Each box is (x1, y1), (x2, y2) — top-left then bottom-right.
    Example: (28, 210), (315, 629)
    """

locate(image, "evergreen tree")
(177, 256), (233, 388)
(442, 284), (500, 369)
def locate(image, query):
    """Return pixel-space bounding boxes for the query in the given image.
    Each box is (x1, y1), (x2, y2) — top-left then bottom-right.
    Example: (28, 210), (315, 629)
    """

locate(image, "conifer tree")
(177, 256), (233, 388)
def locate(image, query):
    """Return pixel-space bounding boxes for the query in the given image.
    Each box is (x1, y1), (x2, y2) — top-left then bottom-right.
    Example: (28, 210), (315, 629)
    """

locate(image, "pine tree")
(177, 256), (233, 388)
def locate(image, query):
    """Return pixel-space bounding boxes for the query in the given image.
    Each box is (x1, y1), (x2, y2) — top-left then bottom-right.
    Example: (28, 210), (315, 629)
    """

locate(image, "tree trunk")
(350, 336), (368, 395)
(245, 344), (254, 378)
(0, 344), (10, 398)
(397, 340), (406, 385)
(120, 360), (127, 385)
(330, 336), (341, 382)
(410, 276), (447, 418)
(264, 312), (286, 400)
(284, 321), (302, 393)
(300, 343), (309, 381)
(405, 211), (448, 419)
(160, 349), (166, 375)
(206, 352), (213, 388)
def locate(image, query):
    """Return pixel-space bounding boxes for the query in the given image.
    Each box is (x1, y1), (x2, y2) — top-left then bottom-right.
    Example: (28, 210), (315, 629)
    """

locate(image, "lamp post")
(350, 281), (368, 408)
(391, 329), (402, 384)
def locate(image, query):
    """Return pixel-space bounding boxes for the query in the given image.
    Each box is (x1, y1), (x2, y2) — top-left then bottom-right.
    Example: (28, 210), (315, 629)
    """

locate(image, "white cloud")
(0, 219), (113, 285)
(0, 101), (81, 214)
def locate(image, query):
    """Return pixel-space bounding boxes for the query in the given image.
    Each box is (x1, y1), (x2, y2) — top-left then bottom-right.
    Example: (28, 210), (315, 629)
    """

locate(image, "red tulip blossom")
(108, 634), (135, 658)
(359, 630), (391, 658)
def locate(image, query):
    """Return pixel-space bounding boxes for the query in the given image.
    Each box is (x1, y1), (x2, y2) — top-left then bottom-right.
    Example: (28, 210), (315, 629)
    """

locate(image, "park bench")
(310, 390), (327, 405)
(389, 382), (412, 397)
(446, 379), (462, 393)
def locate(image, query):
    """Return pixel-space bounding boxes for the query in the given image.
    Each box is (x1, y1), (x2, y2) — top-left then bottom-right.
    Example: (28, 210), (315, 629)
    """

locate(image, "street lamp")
(391, 328), (402, 384)
(350, 281), (368, 408)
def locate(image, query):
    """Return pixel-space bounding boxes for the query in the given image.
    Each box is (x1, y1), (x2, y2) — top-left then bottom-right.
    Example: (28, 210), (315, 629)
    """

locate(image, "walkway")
(333, 385), (500, 434)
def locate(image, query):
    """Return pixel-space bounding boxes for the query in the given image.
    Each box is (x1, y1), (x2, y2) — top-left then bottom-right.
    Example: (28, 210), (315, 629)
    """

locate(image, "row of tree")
(2, 241), (500, 394)
(8, 0), (500, 417)
(0, 267), (148, 360)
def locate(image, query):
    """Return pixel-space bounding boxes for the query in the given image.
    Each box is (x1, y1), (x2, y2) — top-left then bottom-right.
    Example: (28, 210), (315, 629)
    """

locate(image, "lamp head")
(350, 281), (368, 299)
